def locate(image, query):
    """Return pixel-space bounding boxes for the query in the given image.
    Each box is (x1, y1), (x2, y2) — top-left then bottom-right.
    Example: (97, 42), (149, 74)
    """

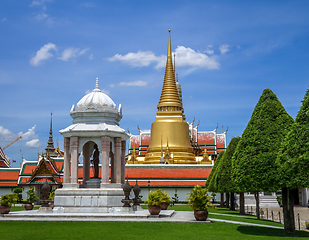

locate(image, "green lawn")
(141, 205), (283, 227)
(0, 221), (308, 240)
(10, 206), (40, 212)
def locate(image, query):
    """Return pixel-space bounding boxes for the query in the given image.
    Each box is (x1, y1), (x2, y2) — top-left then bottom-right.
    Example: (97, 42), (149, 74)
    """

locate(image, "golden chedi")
(144, 30), (196, 164)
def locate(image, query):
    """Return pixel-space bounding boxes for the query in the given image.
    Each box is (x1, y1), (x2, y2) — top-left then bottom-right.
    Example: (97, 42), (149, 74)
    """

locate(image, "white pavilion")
(53, 78), (129, 213)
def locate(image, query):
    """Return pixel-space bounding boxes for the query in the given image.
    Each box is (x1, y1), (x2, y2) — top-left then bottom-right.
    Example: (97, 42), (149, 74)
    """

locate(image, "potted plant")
(48, 188), (56, 209)
(145, 190), (162, 215)
(24, 188), (38, 210)
(187, 185), (214, 221)
(0, 194), (18, 214)
(158, 190), (172, 210)
(13, 187), (23, 203)
(305, 221), (309, 230)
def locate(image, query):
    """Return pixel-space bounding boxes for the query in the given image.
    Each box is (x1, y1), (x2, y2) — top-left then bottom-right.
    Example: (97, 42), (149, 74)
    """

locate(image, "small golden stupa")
(144, 30), (196, 164)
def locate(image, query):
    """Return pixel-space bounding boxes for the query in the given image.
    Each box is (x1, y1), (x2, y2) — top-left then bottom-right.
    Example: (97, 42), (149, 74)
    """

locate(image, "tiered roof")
(128, 128), (227, 161)
(0, 168), (19, 187)
(0, 147), (10, 168)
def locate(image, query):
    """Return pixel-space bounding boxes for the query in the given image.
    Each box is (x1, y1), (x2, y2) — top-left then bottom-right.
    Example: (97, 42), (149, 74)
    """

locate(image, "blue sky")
(1, 0), (309, 167)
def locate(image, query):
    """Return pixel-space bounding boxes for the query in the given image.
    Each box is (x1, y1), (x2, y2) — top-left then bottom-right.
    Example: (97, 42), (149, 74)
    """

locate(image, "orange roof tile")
(0, 169), (19, 180)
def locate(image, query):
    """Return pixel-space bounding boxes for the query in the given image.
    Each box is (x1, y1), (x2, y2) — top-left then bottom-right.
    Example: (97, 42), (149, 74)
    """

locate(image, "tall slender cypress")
(232, 88), (293, 219)
(277, 88), (309, 234)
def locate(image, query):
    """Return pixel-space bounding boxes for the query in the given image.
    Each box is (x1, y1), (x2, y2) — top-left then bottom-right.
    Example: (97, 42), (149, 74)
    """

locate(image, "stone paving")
(241, 206), (309, 230)
(0, 209), (285, 229)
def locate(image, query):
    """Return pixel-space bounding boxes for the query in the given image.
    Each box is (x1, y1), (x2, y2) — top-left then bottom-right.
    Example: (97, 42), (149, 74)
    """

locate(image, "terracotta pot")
(24, 204), (34, 211)
(148, 206), (161, 215)
(161, 202), (169, 210)
(0, 205), (11, 214)
(194, 210), (208, 221)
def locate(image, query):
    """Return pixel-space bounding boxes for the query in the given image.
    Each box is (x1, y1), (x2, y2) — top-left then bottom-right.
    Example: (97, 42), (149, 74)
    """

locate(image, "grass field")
(10, 206), (40, 212)
(0, 221), (308, 240)
(141, 205), (283, 227)
(4, 205), (308, 239)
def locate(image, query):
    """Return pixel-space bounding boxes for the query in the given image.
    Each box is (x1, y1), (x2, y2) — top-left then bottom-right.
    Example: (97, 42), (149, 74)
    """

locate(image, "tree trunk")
(254, 192), (260, 220)
(226, 192), (230, 209)
(230, 192), (235, 211)
(282, 187), (295, 234)
(220, 193), (224, 207)
(239, 192), (245, 215)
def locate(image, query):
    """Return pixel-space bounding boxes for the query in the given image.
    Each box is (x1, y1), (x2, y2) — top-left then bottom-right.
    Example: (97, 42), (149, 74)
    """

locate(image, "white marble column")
(83, 142), (90, 185)
(70, 136), (79, 186)
(121, 140), (126, 184)
(63, 137), (70, 184)
(110, 152), (115, 183)
(101, 136), (110, 185)
(114, 137), (121, 184)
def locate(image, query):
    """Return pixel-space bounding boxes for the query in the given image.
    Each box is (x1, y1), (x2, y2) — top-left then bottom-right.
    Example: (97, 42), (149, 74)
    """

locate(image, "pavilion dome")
(76, 78), (116, 111)
(70, 78), (122, 124)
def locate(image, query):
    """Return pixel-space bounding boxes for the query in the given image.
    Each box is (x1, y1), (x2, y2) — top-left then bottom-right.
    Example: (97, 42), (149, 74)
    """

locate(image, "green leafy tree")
(216, 137), (240, 211)
(13, 187), (22, 203)
(205, 151), (225, 207)
(276, 88), (309, 234)
(232, 89), (293, 219)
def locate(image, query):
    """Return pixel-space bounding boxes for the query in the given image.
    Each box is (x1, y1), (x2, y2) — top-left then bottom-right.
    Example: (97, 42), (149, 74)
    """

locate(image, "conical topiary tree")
(276, 88), (309, 234)
(205, 151), (225, 206)
(216, 137), (240, 211)
(232, 88), (293, 219)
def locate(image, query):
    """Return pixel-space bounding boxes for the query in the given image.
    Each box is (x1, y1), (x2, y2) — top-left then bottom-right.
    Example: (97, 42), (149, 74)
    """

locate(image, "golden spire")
(157, 30), (182, 110)
(144, 30), (196, 164)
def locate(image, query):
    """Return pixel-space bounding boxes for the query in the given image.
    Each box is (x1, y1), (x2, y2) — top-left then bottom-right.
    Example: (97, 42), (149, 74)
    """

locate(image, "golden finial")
(157, 29), (182, 110)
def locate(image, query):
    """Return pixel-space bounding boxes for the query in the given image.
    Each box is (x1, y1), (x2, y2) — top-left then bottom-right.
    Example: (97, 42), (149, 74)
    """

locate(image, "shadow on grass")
(211, 208), (253, 216)
(237, 226), (309, 238)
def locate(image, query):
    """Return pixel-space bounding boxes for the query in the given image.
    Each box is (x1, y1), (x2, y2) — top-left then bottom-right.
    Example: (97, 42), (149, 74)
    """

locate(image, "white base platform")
(54, 185), (125, 213)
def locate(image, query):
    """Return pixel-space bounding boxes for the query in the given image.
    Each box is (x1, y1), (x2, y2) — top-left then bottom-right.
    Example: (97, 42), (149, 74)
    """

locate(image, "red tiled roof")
(197, 132), (215, 145)
(216, 135), (225, 148)
(127, 179), (206, 187)
(20, 163), (37, 175)
(125, 166), (211, 179)
(0, 168), (19, 187)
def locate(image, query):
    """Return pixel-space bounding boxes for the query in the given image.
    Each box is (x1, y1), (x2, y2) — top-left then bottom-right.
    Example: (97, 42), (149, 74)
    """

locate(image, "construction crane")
(3, 136), (22, 150)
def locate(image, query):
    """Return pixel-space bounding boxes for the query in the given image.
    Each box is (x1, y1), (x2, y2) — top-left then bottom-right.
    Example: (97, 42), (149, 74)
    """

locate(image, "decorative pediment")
(28, 156), (57, 183)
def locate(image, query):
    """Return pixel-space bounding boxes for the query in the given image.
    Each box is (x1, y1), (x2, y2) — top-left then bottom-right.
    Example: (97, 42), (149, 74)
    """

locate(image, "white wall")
(0, 188), (14, 197)
(138, 187), (221, 202)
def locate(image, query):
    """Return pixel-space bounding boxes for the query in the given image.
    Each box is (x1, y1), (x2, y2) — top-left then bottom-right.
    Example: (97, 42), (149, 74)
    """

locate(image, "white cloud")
(204, 49), (214, 55)
(30, 43), (56, 66)
(79, 48), (89, 55)
(85, 90), (91, 94)
(25, 139), (40, 148)
(219, 44), (230, 54)
(34, 12), (48, 21)
(19, 125), (38, 140)
(109, 84), (115, 88)
(1, 18), (6, 22)
(108, 51), (165, 68)
(102, 89), (110, 95)
(174, 46), (219, 70)
(0, 126), (14, 139)
(80, 2), (95, 8)
(58, 48), (79, 61)
(119, 81), (147, 87)
(58, 47), (89, 61)
(109, 46), (220, 70)
(30, 0), (53, 10)
(89, 54), (93, 60)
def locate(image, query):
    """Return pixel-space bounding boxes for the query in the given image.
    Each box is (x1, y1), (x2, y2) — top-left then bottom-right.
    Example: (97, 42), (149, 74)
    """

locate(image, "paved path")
(0, 210), (285, 229)
(242, 206), (309, 230)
